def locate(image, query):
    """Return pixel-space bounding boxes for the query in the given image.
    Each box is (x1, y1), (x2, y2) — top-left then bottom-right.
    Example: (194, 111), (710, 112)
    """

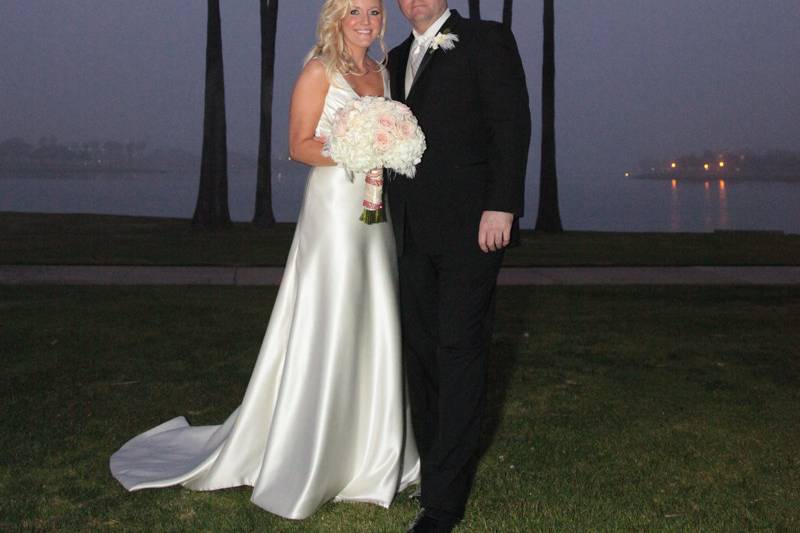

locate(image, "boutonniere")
(429, 30), (459, 53)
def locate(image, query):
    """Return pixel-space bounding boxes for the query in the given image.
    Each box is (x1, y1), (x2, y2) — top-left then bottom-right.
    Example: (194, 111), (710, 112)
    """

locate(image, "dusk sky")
(2, 0), (799, 178)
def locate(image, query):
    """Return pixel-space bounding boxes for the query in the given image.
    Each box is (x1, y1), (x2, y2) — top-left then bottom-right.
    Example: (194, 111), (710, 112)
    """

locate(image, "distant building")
(629, 149), (800, 182)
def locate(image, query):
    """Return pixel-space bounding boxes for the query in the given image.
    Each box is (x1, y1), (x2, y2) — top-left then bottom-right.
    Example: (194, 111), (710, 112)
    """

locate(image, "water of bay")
(1, 167), (799, 234)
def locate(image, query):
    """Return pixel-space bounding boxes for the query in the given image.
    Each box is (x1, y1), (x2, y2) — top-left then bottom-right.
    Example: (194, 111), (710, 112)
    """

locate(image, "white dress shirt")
(405, 9), (452, 98)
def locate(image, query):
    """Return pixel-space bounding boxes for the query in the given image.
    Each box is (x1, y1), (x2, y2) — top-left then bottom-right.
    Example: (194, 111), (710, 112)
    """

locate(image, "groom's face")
(397, 0), (448, 28)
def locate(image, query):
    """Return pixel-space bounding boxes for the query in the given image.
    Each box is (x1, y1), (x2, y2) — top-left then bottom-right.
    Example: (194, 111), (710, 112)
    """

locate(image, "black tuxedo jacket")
(386, 10), (531, 256)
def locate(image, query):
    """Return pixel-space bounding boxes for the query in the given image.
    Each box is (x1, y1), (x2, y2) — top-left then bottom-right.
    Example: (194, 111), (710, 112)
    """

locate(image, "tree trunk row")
(469, 0), (481, 20)
(193, 1), (561, 233)
(253, 0), (279, 227)
(535, 0), (563, 232)
(193, 0), (230, 228)
(503, 0), (513, 29)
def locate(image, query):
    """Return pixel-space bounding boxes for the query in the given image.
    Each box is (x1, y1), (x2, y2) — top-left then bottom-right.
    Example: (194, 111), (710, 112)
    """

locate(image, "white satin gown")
(110, 69), (420, 519)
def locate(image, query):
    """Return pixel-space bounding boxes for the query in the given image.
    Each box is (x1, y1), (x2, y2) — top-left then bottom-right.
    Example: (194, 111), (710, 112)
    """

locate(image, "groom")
(387, 1), (531, 531)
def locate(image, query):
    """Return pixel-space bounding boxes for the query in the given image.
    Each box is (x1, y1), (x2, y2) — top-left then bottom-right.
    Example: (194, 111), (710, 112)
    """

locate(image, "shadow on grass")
(480, 286), (532, 456)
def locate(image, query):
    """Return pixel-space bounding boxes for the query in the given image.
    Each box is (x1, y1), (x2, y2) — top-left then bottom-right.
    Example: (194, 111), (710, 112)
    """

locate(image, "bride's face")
(341, 0), (383, 52)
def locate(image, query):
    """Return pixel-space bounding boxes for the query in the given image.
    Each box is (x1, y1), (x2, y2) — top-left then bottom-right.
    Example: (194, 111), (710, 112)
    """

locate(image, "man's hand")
(478, 211), (514, 253)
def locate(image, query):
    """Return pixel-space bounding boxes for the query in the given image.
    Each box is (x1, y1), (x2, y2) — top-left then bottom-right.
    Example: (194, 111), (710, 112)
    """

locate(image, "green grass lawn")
(1, 286), (798, 531)
(3, 212), (800, 266)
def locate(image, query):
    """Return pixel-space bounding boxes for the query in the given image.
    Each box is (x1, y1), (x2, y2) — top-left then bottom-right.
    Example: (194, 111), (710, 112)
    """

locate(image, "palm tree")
(193, 0), (231, 228)
(502, 0), (513, 29)
(253, 0), (279, 227)
(468, 0), (481, 20)
(535, 0), (563, 232)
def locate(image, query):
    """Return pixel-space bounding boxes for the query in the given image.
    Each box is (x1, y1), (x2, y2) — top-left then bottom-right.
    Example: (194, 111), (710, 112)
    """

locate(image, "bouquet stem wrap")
(360, 168), (385, 225)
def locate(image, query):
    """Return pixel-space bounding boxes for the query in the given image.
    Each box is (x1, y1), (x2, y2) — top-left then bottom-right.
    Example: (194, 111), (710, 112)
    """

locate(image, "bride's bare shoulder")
(297, 58), (329, 87)
(291, 59), (331, 107)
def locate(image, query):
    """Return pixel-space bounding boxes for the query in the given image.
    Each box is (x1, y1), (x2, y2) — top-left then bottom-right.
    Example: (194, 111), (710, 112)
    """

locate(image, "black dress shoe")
(406, 509), (457, 533)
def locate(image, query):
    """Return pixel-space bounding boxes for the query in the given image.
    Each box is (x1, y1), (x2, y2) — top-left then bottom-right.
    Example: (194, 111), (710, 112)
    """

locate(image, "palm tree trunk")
(468, 0), (481, 20)
(535, 0), (563, 232)
(253, 0), (279, 227)
(193, 0), (231, 228)
(503, 0), (514, 29)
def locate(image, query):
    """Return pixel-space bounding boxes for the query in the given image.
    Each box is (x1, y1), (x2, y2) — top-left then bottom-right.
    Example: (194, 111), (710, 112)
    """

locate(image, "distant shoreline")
(0, 166), (170, 177)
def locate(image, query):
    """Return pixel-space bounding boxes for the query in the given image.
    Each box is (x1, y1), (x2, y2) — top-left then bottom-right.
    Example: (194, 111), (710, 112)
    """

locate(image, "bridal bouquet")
(327, 96), (426, 224)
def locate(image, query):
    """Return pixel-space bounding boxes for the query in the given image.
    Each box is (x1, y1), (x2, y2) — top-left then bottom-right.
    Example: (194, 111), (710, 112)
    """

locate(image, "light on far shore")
(719, 161), (726, 168)
(624, 172), (630, 177)
(671, 162), (677, 169)
(671, 179), (677, 188)
(704, 163), (710, 170)
(719, 179), (726, 190)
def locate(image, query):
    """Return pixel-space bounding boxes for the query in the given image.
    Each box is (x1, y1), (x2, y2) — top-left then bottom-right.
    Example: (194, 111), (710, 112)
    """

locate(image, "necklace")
(347, 66), (375, 77)
(347, 58), (381, 77)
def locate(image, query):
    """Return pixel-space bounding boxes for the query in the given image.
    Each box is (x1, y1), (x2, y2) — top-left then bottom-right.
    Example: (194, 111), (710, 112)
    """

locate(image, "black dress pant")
(399, 238), (503, 520)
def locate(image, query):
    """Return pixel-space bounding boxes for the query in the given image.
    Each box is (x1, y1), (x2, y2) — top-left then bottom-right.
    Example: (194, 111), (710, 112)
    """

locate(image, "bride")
(110, 0), (419, 520)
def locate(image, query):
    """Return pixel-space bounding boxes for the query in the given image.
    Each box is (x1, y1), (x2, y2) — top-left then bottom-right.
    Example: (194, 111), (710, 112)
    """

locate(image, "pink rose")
(399, 121), (415, 139)
(375, 131), (391, 152)
(379, 115), (395, 129)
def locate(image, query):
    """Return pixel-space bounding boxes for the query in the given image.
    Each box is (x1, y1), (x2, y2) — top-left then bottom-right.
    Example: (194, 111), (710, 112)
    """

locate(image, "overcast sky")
(1, 0), (798, 177)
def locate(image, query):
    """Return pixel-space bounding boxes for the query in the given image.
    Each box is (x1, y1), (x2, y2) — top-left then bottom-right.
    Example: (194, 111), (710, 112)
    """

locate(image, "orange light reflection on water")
(719, 180), (729, 228)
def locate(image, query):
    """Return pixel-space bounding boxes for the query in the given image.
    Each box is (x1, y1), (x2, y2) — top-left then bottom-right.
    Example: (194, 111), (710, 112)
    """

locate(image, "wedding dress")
(110, 69), (420, 519)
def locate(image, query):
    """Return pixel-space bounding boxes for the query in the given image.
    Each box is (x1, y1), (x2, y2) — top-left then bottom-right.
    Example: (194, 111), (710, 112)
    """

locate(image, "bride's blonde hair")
(306, 0), (387, 80)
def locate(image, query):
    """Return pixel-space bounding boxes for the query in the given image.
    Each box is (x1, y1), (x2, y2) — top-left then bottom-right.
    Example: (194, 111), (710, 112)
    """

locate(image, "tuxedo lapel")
(392, 35), (414, 103)
(407, 10), (462, 101)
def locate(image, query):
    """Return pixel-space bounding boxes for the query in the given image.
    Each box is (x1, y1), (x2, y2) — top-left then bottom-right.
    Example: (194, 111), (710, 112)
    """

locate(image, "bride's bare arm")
(289, 60), (336, 167)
